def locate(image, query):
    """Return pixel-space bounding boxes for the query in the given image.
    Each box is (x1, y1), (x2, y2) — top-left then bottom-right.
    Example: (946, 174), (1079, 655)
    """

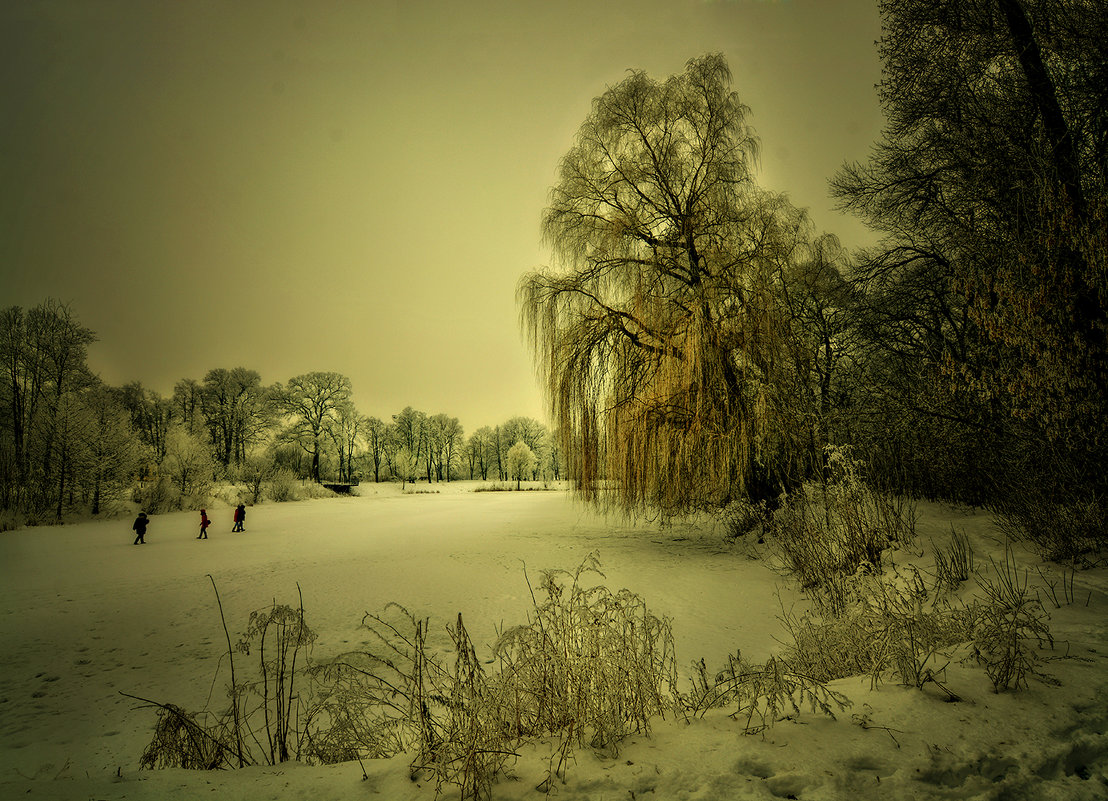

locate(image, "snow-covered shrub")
(769, 446), (916, 597)
(133, 476), (181, 513)
(422, 614), (510, 801)
(301, 481), (339, 500)
(491, 553), (679, 749)
(721, 496), (771, 541)
(0, 508), (31, 532)
(266, 469), (300, 502)
(781, 564), (974, 692)
(233, 457), (274, 505)
(684, 651), (850, 733)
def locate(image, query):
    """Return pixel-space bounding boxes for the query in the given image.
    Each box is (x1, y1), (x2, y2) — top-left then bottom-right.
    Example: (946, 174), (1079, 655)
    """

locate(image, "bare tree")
(200, 368), (274, 469)
(466, 426), (495, 480)
(431, 413), (463, 482)
(328, 400), (361, 483)
(0, 300), (97, 516)
(114, 383), (172, 464)
(390, 407), (428, 481)
(172, 378), (204, 436)
(364, 416), (387, 482)
(278, 372), (353, 483)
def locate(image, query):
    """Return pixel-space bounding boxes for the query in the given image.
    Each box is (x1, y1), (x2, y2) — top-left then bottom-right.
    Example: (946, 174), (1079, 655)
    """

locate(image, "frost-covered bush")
(770, 446), (916, 597)
(491, 553), (678, 749)
(780, 565), (973, 691)
(266, 469), (300, 502)
(684, 651), (850, 733)
(138, 557), (679, 799)
(133, 476), (181, 513)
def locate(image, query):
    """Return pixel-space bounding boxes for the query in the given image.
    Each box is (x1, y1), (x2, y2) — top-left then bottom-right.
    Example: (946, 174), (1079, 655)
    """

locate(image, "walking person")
(232, 503), (246, 532)
(132, 511), (149, 545)
(198, 508), (210, 539)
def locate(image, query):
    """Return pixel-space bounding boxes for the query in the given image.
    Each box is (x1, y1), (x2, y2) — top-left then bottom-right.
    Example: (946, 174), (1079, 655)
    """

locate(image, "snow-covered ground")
(1, 483), (1106, 800)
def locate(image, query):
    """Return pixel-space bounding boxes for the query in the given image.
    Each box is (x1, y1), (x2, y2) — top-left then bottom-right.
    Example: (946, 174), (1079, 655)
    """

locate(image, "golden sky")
(0, 0), (883, 431)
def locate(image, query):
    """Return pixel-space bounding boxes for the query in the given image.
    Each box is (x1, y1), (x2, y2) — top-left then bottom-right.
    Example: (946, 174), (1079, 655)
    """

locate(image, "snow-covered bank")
(1, 487), (1106, 799)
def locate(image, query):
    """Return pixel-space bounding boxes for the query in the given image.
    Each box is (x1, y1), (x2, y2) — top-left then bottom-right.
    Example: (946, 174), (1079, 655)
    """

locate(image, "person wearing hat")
(198, 508), (210, 539)
(132, 511), (149, 545)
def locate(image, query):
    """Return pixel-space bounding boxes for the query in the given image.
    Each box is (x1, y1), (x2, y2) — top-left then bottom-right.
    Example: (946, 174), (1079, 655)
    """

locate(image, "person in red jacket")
(197, 508), (210, 539)
(232, 504), (246, 532)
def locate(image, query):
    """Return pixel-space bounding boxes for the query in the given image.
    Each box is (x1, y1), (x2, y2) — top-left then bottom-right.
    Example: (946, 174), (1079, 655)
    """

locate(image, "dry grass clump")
(136, 704), (234, 770)
(684, 651), (850, 733)
(933, 526), (974, 590)
(135, 556), (678, 800)
(472, 483), (558, 493)
(994, 492), (1106, 562)
(233, 598), (318, 764)
(298, 607), (423, 765)
(781, 565), (973, 693)
(972, 548), (1054, 692)
(769, 447), (916, 606)
(491, 554), (678, 749)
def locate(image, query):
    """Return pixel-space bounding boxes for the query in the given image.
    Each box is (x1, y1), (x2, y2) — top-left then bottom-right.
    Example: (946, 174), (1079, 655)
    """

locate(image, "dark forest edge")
(0, 299), (564, 529)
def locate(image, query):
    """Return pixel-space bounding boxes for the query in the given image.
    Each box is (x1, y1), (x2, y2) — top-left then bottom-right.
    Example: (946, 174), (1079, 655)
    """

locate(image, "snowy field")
(1, 483), (1106, 800)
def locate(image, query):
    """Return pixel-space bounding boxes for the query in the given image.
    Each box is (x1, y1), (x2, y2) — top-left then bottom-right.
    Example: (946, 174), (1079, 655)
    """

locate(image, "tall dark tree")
(521, 54), (841, 515)
(200, 368), (272, 468)
(114, 383), (172, 463)
(279, 372), (352, 483)
(832, 0), (1108, 497)
(364, 416), (387, 483)
(0, 300), (98, 516)
(172, 378), (204, 435)
(80, 383), (140, 515)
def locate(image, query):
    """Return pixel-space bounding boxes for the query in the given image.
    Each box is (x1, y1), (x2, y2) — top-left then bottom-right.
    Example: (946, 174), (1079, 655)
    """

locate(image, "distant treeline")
(0, 299), (562, 524)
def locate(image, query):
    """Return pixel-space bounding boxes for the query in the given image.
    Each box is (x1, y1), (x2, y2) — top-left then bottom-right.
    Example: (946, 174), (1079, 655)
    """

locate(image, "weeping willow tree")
(520, 54), (844, 516)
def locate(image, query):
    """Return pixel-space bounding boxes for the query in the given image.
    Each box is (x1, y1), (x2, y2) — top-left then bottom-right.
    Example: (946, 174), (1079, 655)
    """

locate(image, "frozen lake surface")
(2, 484), (1106, 800)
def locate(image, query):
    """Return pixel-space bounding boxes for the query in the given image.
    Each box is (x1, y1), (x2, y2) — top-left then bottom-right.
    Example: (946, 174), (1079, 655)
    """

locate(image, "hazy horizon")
(1, 0), (884, 432)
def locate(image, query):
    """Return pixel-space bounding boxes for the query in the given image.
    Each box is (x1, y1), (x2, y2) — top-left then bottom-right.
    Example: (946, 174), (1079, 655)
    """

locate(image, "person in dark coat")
(132, 511), (149, 545)
(232, 504), (246, 532)
(198, 509), (210, 539)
